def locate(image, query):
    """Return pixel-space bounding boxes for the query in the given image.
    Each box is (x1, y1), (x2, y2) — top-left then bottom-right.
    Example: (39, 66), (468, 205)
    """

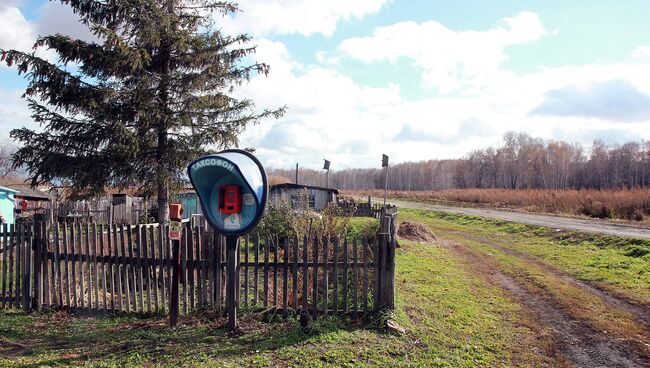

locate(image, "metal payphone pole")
(226, 235), (239, 330)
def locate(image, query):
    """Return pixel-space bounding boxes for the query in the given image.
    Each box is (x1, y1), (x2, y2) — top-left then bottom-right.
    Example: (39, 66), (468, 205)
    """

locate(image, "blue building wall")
(0, 186), (17, 224)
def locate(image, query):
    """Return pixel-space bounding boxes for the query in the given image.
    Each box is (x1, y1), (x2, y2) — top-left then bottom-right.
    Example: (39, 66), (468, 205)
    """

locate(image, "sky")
(1, 0), (650, 170)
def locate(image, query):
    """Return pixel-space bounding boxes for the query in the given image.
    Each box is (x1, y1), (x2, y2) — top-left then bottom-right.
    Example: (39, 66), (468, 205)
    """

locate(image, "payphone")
(187, 149), (267, 330)
(187, 149), (267, 236)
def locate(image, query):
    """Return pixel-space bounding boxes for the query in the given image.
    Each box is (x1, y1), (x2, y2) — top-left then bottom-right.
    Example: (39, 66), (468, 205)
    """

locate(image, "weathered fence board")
(1, 207), (397, 321)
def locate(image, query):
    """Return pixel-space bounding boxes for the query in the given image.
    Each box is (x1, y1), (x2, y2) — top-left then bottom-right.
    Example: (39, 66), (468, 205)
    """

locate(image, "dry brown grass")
(345, 188), (650, 222)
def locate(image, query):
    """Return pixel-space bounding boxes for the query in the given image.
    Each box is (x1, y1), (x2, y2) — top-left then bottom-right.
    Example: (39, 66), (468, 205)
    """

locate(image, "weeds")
(346, 188), (650, 222)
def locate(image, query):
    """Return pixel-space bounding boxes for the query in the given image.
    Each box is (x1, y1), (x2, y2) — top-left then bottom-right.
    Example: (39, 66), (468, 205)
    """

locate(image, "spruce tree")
(1, 0), (283, 222)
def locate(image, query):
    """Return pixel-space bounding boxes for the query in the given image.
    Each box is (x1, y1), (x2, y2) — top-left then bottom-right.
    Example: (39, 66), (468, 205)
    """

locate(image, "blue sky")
(1, 0), (650, 169)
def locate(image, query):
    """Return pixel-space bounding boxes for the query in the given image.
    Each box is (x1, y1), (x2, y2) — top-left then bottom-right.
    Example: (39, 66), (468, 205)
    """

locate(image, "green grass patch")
(400, 208), (650, 304)
(346, 217), (379, 239)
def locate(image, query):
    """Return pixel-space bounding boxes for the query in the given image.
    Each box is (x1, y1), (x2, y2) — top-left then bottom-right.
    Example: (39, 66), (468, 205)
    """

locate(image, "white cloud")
(0, 6), (37, 53)
(632, 46), (650, 62)
(219, 0), (389, 37)
(239, 36), (650, 168)
(338, 11), (547, 93)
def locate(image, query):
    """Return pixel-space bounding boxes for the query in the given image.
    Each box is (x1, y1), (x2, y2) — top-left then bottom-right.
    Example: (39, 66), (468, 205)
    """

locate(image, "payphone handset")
(219, 185), (242, 214)
(188, 150), (267, 236)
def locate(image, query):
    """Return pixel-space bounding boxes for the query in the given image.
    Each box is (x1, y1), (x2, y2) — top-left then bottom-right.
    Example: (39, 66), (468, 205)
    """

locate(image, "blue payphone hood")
(187, 149), (268, 236)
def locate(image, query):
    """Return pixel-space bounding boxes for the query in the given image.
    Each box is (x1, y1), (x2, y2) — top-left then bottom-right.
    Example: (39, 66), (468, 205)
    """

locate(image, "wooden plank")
(166, 225), (172, 311)
(74, 224), (84, 310)
(332, 237), (339, 315)
(8, 224), (15, 308)
(187, 224), (194, 311)
(362, 237), (369, 315)
(205, 230), (213, 308)
(99, 224), (108, 311)
(125, 225), (138, 311)
(23, 224), (31, 311)
(312, 236), (319, 320)
(55, 224), (63, 308)
(157, 225), (165, 314)
(70, 224), (78, 309)
(62, 224), (71, 308)
(292, 235), (299, 310)
(114, 224), (123, 312)
(150, 225), (158, 314)
(84, 224), (92, 309)
(282, 237), (289, 316)
(253, 233), (259, 306)
(215, 232), (222, 312)
(133, 224), (146, 313)
(342, 238), (348, 314)
(243, 235), (249, 309)
(263, 235), (269, 307)
(143, 225), (152, 315)
(40, 222), (49, 308)
(323, 238), (328, 316)
(120, 225), (130, 313)
(16, 224), (23, 309)
(181, 226), (188, 315)
(301, 235), (308, 314)
(2, 223), (7, 308)
(198, 227), (206, 309)
(91, 224), (98, 311)
(273, 237), (278, 307)
(352, 238), (359, 319)
(107, 224), (115, 311)
(45, 222), (52, 307)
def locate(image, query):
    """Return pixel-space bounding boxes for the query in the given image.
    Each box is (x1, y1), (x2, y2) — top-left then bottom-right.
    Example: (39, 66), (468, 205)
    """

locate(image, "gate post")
(226, 235), (239, 330)
(375, 207), (396, 310)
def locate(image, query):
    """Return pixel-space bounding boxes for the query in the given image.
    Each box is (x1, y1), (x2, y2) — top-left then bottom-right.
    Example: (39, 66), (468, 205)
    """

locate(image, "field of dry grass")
(345, 188), (650, 222)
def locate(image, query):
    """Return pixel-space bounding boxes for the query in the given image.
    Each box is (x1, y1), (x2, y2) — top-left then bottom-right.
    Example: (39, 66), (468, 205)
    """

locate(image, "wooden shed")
(269, 184), (339, 211)
(111, 193), (134, 224)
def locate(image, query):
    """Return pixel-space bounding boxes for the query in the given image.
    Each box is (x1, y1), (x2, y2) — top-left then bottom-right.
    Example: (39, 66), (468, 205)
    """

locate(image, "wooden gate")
(0, 208), (396, 319)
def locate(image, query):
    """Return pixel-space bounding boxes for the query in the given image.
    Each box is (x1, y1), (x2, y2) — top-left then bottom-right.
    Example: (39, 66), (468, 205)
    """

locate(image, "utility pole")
(295, 163), (299, 184)
(382, 154), (389, 207)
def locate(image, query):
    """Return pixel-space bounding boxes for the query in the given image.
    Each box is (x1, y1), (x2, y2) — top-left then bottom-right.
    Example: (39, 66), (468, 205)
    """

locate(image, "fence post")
(226, 235), (239, 330)
(32, 219), (45, 311)
(170, 236), (181, 326)
(23, 224), (33, 312)
(375, 208), (396, 311)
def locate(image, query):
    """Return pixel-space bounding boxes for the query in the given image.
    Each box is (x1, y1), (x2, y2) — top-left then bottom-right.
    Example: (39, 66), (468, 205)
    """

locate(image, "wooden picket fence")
(0, 208), (396, 319)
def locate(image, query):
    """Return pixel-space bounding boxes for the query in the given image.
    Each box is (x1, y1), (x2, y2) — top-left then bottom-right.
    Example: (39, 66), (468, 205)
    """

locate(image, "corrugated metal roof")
(3, 184), (54, 201)
(270, 183), (339, 194)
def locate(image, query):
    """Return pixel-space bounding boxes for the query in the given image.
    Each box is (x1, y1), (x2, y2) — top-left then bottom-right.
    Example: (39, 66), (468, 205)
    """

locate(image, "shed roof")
(3, 184), (54, 201)
(270, 183), (339, 195)
(0, 185), (19, 194)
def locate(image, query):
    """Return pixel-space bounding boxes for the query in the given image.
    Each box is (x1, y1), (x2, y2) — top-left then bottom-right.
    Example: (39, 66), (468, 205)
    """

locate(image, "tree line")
(269, 132), (650, 191)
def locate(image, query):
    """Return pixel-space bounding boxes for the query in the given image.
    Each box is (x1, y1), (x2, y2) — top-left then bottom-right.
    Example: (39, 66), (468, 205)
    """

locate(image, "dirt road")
(382, 198), (650, 239)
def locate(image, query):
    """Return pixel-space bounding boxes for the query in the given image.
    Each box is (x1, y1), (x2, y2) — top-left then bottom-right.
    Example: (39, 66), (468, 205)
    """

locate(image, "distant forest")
(268, 132), (650, 191)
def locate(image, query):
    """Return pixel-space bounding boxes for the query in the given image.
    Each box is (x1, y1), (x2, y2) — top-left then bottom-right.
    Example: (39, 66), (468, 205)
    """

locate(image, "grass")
(0, 224), (546, 367)
(399, 208), (650, 305)
(346, 217), (379, 239)
(346, 188), (650, 222)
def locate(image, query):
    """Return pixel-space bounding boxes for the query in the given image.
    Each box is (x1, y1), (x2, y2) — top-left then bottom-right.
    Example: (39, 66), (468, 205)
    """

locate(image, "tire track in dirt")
(460, 232), (650, 328)
(439, 238), (650, 368)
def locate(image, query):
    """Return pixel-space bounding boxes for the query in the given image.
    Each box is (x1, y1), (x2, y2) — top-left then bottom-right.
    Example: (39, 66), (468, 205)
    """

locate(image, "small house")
(3, 184), (54, 221)
(0, 186), (18, 224)
(269, 183), (338, 211)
